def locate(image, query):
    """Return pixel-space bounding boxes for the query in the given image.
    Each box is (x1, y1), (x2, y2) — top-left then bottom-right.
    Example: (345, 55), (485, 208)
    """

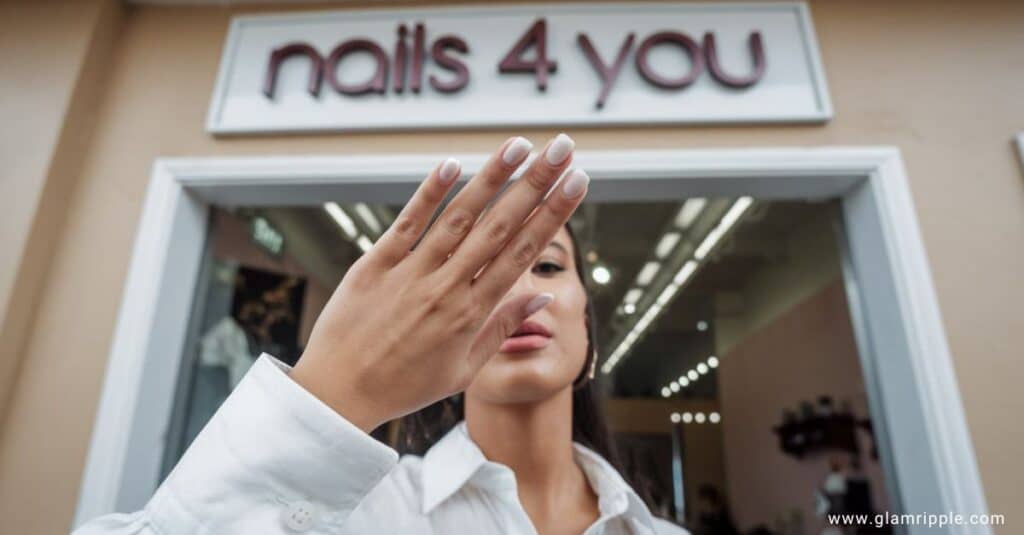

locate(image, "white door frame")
(73, 147), (990, 534)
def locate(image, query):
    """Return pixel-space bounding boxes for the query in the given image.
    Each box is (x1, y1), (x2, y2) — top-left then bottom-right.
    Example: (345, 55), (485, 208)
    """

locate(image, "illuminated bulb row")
(325, 202), (377, 253)
(670, 411), (721, 424)
(659, 355), (720, 398)
(604, 197), (752, 375)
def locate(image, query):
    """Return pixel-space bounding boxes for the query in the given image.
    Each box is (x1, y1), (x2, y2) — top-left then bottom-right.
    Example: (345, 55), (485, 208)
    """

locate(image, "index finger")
(368, 157), (462, 267)
(471, 168), (590, 307)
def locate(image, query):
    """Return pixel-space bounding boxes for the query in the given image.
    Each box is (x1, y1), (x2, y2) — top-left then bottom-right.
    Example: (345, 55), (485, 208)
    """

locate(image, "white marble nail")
(561, 169), (590, 198)
(438, 158), (461, 185)
(525, 293), (555, 315)
(502, 137), (533, 165)
(545, 133), (575, 166)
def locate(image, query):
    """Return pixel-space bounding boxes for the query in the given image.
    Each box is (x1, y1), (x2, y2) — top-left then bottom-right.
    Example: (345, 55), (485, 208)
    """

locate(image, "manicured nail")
(561, 169), (589, 198)
(525, 293), (555, 315)
(545, 133), (575, 165)
(438, 158), (461, 185)
(503, 137), (533, 165)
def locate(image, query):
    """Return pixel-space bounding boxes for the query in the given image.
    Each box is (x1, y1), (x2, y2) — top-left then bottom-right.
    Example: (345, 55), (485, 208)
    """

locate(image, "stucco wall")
(1, 1), (1022, 533)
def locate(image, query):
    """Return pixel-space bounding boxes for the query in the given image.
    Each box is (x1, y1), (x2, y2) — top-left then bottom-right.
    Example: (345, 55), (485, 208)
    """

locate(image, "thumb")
(467, 292), (555, 372)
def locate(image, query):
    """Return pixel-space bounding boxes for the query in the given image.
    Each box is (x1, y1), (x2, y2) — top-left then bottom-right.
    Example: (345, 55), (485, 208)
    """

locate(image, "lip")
(510, 320), (552, 338)
(500, 320), (553, 353)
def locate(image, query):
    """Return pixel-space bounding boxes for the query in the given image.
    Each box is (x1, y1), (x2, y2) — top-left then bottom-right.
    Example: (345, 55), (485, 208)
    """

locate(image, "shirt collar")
(420, 422), (656, 533)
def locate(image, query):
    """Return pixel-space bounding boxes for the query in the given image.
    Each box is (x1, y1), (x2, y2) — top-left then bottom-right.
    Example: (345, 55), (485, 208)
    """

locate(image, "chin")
(469, 351), (575, 404)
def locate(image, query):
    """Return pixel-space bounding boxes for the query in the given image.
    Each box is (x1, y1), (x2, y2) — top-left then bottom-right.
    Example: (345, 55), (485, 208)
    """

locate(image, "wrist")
(289, 356), (386, 433)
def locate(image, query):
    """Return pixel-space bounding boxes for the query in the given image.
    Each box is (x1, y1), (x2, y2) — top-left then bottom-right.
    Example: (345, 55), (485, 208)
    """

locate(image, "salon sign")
(206, 2), (831, 134)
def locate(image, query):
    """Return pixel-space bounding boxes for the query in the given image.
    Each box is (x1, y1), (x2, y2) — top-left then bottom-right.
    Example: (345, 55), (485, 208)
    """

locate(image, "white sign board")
(207, 2), (831, 134)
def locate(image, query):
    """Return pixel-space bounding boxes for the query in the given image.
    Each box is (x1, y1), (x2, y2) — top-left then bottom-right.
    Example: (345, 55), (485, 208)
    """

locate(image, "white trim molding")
(74, 147), (989, 534)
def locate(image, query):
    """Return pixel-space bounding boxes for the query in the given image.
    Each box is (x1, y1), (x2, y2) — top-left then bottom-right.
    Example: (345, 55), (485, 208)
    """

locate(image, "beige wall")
(1, 1), (1022, 532)
(0, 0), (120, 430)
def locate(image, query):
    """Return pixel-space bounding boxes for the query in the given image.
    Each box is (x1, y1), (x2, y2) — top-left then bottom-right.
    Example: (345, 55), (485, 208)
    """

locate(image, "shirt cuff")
(165, 353), (399, 520)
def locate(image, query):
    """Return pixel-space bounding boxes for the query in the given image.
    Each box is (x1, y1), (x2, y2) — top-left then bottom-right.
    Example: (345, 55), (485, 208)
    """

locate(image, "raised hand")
(290, 134), (589, 431)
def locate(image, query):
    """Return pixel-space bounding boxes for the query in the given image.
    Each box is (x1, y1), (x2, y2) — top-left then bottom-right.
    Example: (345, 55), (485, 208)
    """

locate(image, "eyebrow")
(546, 242), (570, 255)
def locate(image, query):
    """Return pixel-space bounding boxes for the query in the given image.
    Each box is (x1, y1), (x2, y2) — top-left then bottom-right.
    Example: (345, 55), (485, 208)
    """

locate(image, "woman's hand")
(290, 135), (589, 432)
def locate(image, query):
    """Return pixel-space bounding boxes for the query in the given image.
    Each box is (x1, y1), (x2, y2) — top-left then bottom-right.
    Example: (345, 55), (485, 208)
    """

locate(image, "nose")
(504, 268), (538, 302)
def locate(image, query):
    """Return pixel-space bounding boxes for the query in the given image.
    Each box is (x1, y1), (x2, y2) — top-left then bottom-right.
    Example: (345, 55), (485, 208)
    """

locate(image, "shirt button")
(282, 500), (317, 532)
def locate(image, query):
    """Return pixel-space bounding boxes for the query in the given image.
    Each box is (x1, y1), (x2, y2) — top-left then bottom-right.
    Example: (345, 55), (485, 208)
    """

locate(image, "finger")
(444, 133), (576, 280)
(466, 292), (555, 373)
(410, 136), (534, 271)
(370, 157), (461, 267)
(473, 168), (589, 307)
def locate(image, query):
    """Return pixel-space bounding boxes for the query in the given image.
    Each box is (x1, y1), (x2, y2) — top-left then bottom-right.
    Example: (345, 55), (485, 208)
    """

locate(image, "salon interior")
(166, 196), (893, 535)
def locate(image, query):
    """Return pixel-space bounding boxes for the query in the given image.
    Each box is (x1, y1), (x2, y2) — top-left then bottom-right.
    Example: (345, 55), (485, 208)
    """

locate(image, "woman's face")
(466, 226), (589, 404)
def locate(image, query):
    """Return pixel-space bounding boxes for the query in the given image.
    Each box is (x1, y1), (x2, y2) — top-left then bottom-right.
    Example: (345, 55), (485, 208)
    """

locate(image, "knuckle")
(485, 219), (513, 244)
(443, 207), (474, 237)
(510, 236), (540, 269)
(423, 182), (448, 204)
(523, 171), (551, 193)
(391, 215), (420, 241)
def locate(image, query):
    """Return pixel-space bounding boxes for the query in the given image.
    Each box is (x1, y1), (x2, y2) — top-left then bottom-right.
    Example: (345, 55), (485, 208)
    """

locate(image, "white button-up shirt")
(73, 354), (688, 535)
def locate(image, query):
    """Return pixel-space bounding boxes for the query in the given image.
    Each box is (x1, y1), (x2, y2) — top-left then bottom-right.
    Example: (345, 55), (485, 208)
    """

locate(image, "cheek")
(551, 288), (589, 373)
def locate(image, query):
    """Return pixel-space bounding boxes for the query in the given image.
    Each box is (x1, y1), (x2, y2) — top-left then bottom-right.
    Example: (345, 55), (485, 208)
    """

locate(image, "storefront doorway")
(73, 148), (988, 534)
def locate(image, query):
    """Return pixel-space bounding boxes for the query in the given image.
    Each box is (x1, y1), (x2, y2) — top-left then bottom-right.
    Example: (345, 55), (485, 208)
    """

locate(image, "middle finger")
(442, 133), (576, 280)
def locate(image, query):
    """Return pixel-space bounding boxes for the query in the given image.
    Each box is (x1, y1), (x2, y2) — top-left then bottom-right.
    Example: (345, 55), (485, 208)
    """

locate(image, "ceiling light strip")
(603, 197), (753, 374)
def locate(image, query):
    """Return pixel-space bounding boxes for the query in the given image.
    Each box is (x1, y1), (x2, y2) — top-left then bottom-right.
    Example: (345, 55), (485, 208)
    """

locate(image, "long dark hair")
(395, 221), (623, 471)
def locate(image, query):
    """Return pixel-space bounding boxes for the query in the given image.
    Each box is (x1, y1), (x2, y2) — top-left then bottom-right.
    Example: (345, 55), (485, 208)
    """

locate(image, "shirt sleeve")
(72, 353), (400, 534)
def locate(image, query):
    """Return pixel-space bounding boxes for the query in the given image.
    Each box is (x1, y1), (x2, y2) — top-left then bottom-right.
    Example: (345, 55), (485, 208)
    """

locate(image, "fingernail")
(438, 158), (461, 185)
(545, 133), (575, 166)
(561, 169), (589, 198)
(502, 137), (533, 165)
(524, 293), (555, 315)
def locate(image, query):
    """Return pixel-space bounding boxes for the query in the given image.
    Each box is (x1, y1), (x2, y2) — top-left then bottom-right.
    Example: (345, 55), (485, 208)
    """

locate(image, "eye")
(533, 260), (566, 275)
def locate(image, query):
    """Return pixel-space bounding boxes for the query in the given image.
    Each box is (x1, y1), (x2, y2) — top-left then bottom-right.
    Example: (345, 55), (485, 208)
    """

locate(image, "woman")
(74, 135), (687, 534)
